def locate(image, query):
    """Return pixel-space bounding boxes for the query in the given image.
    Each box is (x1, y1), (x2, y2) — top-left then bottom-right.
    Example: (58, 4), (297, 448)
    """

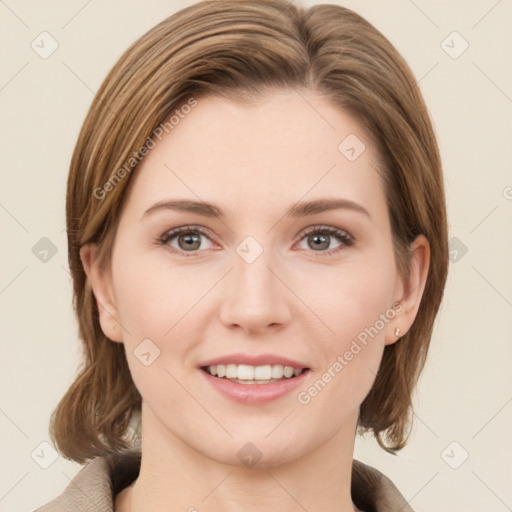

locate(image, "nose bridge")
(219, 237), (290, 330)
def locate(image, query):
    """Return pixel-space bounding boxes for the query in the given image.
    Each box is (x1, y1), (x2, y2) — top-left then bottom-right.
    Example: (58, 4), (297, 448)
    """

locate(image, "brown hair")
(52, 0), (449, 463)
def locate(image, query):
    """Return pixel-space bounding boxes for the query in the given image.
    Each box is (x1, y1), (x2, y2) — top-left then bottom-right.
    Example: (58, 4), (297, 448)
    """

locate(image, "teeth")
(226, 364), (237, 379)
(254, 365), (271, 380)
(283, 366), (294, 378)
(237, 364), (254, 380)
(205, 364), (305, 380)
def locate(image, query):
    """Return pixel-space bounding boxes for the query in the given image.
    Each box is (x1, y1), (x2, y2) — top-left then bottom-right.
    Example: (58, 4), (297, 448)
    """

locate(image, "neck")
(122, 405), (361, 512)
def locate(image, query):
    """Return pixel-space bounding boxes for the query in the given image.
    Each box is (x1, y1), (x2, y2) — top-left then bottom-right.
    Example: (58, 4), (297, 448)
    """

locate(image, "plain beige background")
(1, 1), (511, 511)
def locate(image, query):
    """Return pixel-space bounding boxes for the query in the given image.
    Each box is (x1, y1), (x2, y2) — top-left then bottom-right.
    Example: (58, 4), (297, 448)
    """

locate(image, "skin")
(81, 88), (429, 512)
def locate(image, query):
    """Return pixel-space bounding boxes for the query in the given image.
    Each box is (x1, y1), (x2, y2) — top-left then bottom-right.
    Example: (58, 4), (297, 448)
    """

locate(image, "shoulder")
(33, 449), (140, 512)
(33, 450), (411, 512)
(352, 459), (414, 512)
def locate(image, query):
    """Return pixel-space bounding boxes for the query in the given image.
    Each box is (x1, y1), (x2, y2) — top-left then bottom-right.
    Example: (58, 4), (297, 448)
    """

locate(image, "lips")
(198, 353), (309, 369)
(199, 365), (310, 404)
(198, 353), (311, 404)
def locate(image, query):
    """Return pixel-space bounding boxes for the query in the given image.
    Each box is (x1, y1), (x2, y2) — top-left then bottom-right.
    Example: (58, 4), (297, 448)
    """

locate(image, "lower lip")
(199, 368), (310, 405)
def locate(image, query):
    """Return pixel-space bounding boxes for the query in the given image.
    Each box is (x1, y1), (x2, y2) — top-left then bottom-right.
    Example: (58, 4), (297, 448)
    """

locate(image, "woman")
(35, 0), (448, 510)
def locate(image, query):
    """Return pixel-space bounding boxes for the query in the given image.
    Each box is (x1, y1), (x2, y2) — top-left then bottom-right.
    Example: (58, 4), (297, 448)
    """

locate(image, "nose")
(218, 247), (291, 335)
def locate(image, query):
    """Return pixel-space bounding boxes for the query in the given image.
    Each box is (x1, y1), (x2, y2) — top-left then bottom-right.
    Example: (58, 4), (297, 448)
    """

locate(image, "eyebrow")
(142, 198), (370, 220)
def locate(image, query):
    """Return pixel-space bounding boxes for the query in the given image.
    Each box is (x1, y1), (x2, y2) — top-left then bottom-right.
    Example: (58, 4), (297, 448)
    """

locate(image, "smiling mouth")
(201, 364), (310, 385)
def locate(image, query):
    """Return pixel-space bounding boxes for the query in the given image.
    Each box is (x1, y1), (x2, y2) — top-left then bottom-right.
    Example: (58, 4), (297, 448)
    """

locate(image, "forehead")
(122, 89), (386, 220)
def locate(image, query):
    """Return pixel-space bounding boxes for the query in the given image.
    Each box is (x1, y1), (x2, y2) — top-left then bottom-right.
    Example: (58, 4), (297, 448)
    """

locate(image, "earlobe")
(386, 235), (430, 346)
(79, 243), (123, 343)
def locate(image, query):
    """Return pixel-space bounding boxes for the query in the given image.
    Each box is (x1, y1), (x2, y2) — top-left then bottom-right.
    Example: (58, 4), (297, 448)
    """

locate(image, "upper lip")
(199, 353), (309, 369)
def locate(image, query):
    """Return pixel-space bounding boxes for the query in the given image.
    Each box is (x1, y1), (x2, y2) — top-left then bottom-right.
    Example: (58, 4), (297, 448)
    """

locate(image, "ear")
(386, 234), (430, 346)
(80, 243), (123, 343)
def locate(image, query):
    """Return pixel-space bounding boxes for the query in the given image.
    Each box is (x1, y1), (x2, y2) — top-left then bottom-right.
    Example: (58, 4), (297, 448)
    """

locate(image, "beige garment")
(34, 448), (414, 512)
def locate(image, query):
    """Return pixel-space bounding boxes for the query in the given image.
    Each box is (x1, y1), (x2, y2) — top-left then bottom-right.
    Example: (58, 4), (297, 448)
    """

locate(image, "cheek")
(112, 248), (204, 339)
(110, 249), (218, 395)
(300, 252), (396, 343)
(298, 254), (396, 404)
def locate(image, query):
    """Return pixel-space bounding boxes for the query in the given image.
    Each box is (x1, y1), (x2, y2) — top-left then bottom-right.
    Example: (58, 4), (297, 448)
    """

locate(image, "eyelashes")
(298, 225), (353, 255)
(157, 224), (354, 258)
(158, 225), (215, 256)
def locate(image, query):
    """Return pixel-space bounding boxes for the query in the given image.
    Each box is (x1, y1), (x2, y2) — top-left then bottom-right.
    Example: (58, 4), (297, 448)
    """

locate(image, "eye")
(158, 225), (215, 257)
(295, 225), (353, 256)
(157, 224), (354, 258)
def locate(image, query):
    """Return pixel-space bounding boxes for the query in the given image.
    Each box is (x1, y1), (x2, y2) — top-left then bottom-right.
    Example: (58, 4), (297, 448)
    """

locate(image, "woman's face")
(89, 89), (410, 466)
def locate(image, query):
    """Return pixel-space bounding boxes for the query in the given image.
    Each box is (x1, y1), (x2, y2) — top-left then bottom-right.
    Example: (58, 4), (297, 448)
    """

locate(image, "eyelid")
(159, 225), (218, 248)
(298, 224), (353, 241)
(158, 223), (354, 256)
(293, 224), (354, 256)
